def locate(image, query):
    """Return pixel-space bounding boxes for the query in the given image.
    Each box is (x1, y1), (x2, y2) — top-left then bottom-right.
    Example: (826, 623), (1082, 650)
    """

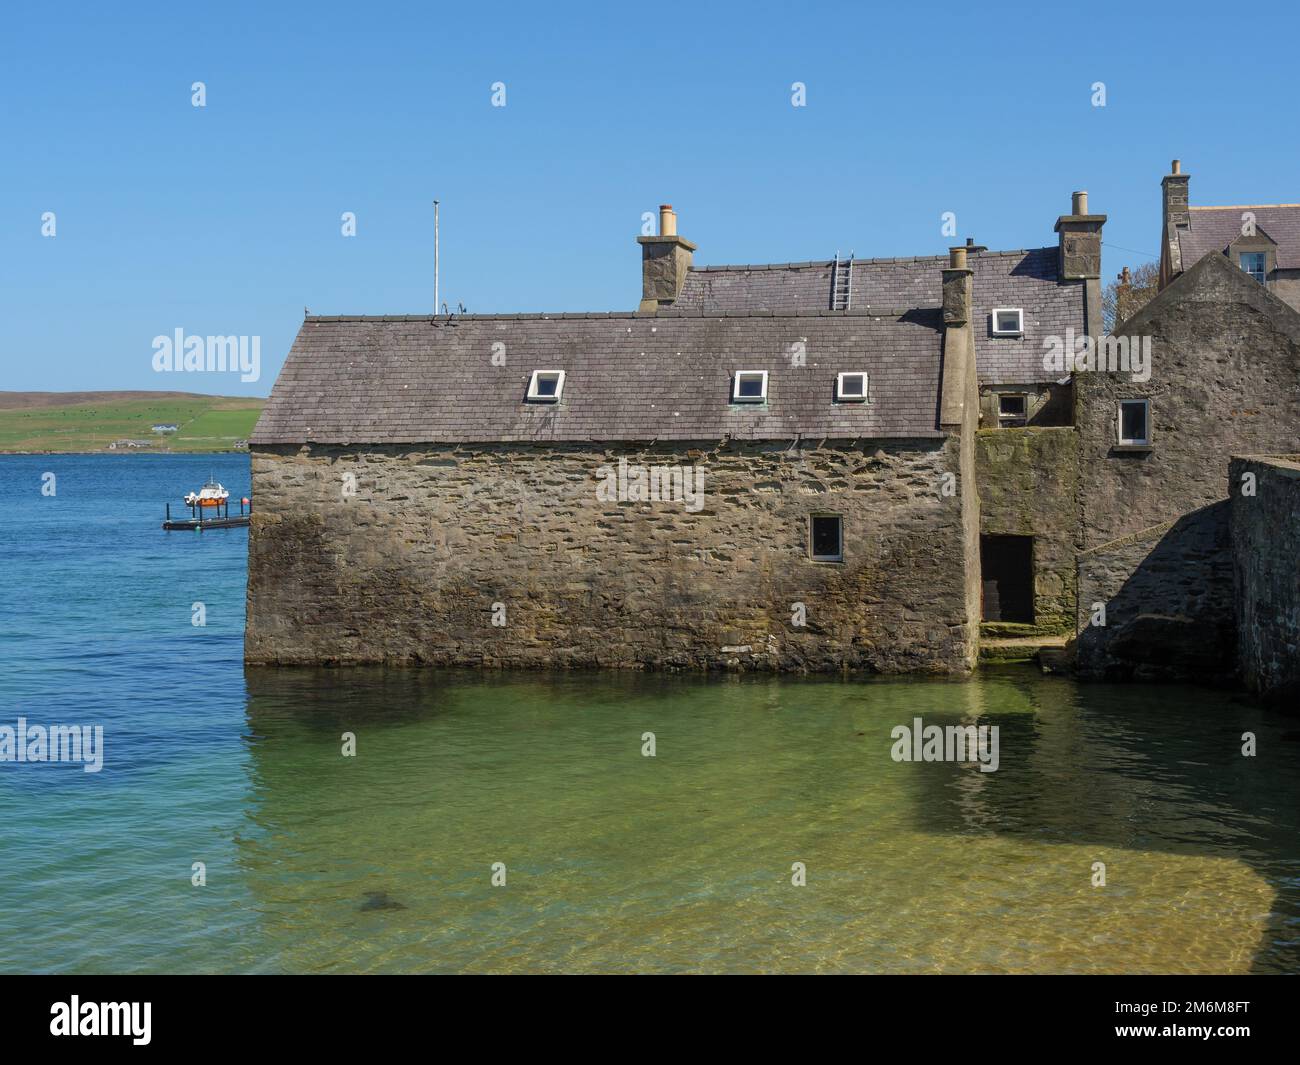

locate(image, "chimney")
(1160, 159), (1190, 287)
(1163, 159), (1190, 228)
(637, 204), (697, 311)
(942, 245), (972, 325)
(1055, 190), (1107, 338)
(1054, 189), (1105, 280)
(939, 246), (975, 429)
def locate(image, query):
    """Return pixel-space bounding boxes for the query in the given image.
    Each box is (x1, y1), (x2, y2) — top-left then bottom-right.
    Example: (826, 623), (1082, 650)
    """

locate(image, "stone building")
(249, 168), (1300, 691)
(1075, 167), (1300, 686)
(247, 206), (987, 672)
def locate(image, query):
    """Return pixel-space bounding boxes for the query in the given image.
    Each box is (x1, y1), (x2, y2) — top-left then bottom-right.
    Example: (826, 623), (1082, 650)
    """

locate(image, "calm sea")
(1, 453), (1298, 973)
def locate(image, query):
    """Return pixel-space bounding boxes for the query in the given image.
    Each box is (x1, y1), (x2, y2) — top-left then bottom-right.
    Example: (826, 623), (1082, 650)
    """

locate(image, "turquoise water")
(2, 454), (1299, 973)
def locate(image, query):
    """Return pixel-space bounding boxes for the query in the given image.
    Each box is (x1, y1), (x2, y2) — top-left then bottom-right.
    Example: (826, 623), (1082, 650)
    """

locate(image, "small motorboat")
(184, 479), (230, 509)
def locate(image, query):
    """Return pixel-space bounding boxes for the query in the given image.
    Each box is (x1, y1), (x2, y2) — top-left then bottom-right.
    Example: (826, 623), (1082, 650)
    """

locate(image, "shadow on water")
(239, 665), (1300, 973)
(928, 667), (1300, 974)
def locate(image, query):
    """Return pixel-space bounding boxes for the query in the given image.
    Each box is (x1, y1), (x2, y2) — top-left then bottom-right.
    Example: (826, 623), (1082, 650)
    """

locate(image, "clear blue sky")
(3, 0), (1297, 396)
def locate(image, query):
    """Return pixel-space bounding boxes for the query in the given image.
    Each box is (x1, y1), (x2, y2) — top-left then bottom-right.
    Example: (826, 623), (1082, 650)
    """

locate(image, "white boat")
(184, 479), (230, 509)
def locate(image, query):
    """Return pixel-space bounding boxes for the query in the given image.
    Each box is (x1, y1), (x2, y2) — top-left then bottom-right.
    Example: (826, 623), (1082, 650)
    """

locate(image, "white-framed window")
(1239, 252), (1266, 283)
(998, 392), (1028, 427)
(732, 370), (768, 403)
(835, 372), (868, 402)
(991, 308), (1024, 336)
(526, 370), (565, 402)
(1118, 399), (1150, 445)
(809, 514), (843, 562)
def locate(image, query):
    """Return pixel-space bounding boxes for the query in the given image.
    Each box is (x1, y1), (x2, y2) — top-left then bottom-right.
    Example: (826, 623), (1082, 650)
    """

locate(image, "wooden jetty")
(163, 496), (251, 531)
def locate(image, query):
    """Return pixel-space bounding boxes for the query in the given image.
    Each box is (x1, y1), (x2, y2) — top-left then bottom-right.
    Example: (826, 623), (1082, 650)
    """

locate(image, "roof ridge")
(688, 247), (1050, 272)
(305, 308), (927, 323)
(1190, 204), (1300, 211)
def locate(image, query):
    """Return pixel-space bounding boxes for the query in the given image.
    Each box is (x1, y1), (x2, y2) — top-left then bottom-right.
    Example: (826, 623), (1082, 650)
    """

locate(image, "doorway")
(981, 535), (1034, 623)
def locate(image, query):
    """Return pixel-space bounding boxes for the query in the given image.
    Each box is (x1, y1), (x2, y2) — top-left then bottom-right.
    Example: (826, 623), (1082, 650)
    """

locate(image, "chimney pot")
(1072, 190), (1088, 215)
(659, 204), (676, 237)
(949, 246), (968, 270)
(1171, 159), (1181, 174)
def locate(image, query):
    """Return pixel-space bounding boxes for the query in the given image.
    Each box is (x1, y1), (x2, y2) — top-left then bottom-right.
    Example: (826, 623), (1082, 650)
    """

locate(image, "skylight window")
(991, 308), (1024, 336)
(732, 371), (768, 403)
(526, 370), (565, 403)
(835, 372), (868, 402)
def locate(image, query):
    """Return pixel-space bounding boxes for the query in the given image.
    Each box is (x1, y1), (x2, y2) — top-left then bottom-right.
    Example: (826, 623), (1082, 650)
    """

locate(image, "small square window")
(1118, 399), (1150, 445)
(732, 370), (768, 403)
(835, 372), (868, 402)
(991, 308), (1024, 336)
(998, 393), (1027, 427)
(1240, 252), (1266, 283)
(809, 514), (843, 562)
(527, 370), (565, 402)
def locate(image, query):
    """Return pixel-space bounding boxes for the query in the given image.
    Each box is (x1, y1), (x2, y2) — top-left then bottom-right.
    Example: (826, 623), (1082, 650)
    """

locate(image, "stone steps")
(979, 634), (1070, 667)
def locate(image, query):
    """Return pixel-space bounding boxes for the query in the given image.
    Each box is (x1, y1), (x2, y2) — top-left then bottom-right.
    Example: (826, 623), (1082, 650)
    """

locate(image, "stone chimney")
(942, 245), (972, 326)
(939, 246), (975, 429)
(637, 205), (697, 311)
(1162, 159), (1190, 232)
(1055, 190), (1107, 337)
(1160, 160), (1190, 288)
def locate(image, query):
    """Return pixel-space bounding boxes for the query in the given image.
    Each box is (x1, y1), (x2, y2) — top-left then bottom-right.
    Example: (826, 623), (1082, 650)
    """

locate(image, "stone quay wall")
(1231, 455), (1300, 707)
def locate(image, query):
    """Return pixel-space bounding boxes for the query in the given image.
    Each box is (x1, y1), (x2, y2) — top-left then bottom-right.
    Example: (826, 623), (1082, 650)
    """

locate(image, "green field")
(0, 392), (264, 452)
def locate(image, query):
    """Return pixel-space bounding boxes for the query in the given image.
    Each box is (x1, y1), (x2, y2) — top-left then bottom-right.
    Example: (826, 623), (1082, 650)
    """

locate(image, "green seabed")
(212, 668), (1293, 974)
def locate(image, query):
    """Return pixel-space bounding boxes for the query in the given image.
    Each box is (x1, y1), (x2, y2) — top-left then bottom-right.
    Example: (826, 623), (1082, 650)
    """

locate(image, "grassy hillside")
(0, 392), (264, 452)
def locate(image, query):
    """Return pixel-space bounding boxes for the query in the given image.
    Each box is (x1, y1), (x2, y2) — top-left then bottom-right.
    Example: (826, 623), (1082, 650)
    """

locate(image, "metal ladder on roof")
(830, 252), (854, 310)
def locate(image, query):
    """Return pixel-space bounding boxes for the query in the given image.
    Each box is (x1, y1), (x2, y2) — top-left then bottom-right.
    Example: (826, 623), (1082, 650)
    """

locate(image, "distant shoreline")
(0, 391), (263, 454)
(0, 449), (251, 456)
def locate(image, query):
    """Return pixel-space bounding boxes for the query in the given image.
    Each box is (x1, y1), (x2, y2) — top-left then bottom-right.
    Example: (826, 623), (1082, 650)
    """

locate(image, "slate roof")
(250, 311), (947, 445)
(1178, 205), (1300, 271)
(676, 247), (1083, 384)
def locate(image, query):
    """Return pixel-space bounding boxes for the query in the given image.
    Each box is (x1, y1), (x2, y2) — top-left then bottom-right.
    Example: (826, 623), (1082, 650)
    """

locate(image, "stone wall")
(1074, 501), (1235, 683)
(1076, 252), (1300, 550)
(1271, 270), (1300, 315)
(246, 439), (978, 673)
(975, 427), (1079, 634)
(1231, 455), (1300, 707)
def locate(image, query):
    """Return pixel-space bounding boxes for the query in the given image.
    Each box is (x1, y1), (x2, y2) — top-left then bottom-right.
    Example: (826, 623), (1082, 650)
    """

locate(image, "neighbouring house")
(248, 167), (1300, 696)
(1074, 165), (1300, 690)
(1159, 159), (1300, 311)
(1073, 250), (1300, 687)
